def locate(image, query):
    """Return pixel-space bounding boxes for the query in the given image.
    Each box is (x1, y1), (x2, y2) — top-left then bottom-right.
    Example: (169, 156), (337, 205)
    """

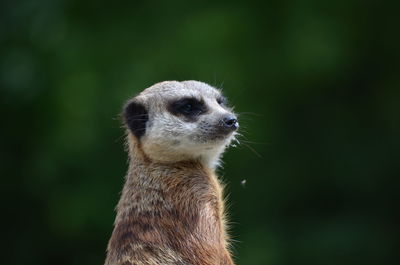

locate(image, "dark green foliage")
(1, 0), (399, 264)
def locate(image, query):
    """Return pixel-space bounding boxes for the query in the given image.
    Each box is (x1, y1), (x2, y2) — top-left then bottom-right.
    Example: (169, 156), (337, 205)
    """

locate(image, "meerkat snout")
(220, 114), (239, 131)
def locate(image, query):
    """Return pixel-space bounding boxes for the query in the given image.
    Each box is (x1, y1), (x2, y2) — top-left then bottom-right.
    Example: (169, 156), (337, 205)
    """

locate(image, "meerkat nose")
(222, 114), (239, 131)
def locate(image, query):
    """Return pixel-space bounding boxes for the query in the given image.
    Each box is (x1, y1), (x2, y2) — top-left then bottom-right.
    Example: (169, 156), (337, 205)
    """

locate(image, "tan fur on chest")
(105, 144), (233, 265)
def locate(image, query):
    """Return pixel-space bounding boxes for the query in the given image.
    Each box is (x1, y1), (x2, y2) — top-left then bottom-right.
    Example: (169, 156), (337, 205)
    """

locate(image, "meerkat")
(105, 80), (239, 265)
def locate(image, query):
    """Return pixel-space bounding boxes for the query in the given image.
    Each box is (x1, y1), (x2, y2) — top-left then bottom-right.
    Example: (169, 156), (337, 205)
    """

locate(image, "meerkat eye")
(169, 97), (207, 117)
(181, 103), (194, 113)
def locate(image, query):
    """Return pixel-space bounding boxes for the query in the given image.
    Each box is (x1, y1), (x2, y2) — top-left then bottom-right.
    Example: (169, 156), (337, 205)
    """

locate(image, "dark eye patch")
(168, 97), (207, 118)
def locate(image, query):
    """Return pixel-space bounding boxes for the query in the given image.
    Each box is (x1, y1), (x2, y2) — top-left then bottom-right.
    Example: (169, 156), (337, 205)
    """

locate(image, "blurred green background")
(1, 0), (399, 264)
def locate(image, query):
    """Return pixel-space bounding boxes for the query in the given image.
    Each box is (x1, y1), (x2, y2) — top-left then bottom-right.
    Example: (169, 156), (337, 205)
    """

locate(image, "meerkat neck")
(115, 142), (219, 221)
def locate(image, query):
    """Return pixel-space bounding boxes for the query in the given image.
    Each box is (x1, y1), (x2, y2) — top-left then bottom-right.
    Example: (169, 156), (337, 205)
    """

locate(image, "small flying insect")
(241, 179), (247, 187)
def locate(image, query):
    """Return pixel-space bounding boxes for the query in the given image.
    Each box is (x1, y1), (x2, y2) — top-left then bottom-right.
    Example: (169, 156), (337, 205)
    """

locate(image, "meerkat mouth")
(200, 129), (238, 144)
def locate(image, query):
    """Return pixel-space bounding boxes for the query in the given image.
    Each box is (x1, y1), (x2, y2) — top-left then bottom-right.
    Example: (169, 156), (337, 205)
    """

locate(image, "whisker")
(240, 139), (271, 145)
(241, 142), (262, 158)
(237, 112), (264, 117)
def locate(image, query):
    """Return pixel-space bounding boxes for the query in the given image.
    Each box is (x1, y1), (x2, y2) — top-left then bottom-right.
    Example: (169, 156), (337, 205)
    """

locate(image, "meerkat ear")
(123, 100), (148, 138)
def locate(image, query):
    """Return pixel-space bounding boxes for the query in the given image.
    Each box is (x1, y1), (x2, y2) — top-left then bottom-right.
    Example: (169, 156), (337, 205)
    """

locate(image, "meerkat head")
(123, 80), (238, 168)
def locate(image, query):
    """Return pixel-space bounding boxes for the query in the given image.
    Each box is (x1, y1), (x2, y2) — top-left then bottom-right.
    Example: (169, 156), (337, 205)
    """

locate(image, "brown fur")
(105, 134), (234, 265)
